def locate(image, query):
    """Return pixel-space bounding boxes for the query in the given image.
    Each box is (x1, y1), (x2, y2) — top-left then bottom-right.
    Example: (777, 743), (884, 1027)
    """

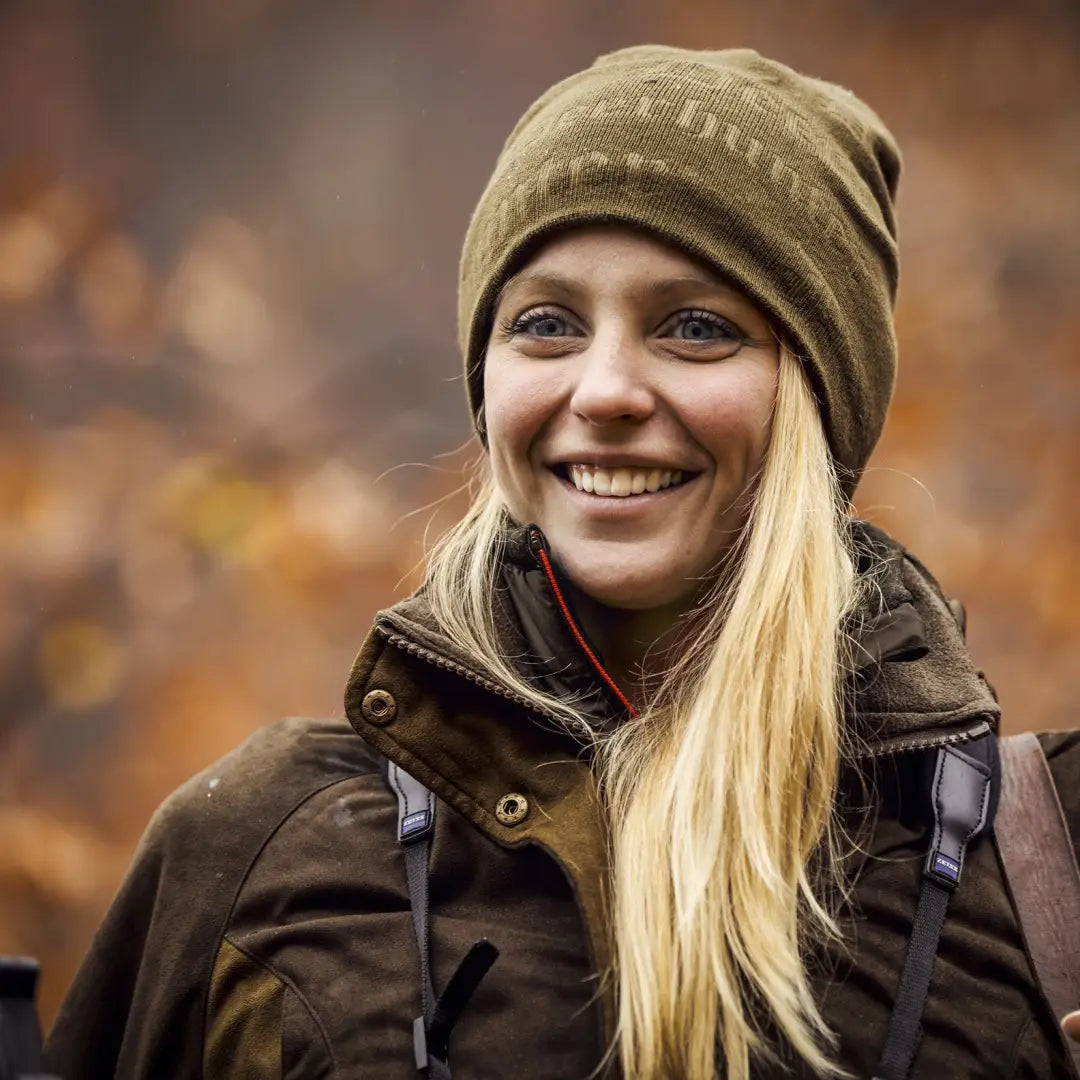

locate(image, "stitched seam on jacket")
(198, 769), (378, 1079)
(1007, 1012), (1037, 1078)
(220, 935), (339, 1077)
(863, 719), (993, 758)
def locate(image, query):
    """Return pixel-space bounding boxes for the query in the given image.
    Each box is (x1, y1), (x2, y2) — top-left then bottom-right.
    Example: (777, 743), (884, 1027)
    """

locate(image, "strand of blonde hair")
(423, 348), (861, 1078)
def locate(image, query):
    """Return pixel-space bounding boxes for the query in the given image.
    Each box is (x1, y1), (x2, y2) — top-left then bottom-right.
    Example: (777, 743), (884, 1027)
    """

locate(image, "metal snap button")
(495, 792), (529, 826)
(361, 689), (396, 725)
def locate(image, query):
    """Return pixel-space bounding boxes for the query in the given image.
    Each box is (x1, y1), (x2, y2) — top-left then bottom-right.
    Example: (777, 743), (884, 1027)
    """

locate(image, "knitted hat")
(458, 45), (901, 488)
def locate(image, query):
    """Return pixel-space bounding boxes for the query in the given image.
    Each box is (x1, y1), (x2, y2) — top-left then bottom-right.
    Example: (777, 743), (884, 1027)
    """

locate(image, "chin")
(560, 559), (698, 612)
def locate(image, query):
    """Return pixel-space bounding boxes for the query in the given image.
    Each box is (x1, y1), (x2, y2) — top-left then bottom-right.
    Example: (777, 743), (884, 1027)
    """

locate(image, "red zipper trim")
(530, 534), (639, 720)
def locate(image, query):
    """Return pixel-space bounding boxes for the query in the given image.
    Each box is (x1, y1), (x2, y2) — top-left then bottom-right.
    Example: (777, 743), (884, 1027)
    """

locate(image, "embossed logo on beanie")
(484, 77), (866, 254)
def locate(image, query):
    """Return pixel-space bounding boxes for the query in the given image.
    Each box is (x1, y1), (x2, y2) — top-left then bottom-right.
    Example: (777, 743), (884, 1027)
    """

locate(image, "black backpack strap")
(873, 737), (996, 1080)
(385, 760), (497, 1079)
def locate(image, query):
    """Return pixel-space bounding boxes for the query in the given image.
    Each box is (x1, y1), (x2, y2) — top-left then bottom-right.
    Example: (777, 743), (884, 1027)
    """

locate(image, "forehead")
(496, 223), (764, 317)
(506, 223), (716, 284)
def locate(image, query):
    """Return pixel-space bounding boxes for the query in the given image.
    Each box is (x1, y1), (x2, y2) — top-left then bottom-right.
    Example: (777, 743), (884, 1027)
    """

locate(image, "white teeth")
(610, 469), (632, 497)
(567, 465), (688, 497)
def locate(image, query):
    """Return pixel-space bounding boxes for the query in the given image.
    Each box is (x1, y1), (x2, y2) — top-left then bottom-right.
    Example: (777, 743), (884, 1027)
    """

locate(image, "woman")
(45, 45), (1080, 1080)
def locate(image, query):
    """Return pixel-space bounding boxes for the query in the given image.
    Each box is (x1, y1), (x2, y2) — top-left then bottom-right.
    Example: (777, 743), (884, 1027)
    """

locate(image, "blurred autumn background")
(0, 0), (1077, 1027)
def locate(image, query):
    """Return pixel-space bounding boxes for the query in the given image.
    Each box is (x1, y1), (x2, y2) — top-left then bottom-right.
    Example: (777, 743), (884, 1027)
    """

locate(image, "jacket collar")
(343, 519), (998, 1047)
(360, 519), (998, 756)
(844, 520), (999, 752)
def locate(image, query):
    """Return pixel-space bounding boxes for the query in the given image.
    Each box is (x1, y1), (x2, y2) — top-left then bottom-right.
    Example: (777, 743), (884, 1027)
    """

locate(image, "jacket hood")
(364, 519), (999, 756)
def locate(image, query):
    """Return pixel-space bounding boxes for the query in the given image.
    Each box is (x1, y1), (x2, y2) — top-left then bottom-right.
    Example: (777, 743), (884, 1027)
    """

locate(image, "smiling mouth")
(553, 463), (697, 497)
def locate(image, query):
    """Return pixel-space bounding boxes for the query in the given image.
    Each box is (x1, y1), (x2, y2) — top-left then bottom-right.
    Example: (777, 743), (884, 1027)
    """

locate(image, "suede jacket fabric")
(45, 522), (1080, 1079)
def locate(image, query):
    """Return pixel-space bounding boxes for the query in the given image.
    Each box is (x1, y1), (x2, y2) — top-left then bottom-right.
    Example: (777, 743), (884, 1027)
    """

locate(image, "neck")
(566, 586), (692, 708)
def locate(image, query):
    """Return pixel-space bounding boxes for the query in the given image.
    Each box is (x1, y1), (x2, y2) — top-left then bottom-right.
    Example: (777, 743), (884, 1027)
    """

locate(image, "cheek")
(485, 387), (538, 454)
(690, 368), (776, 468)
(483, 355), (562, 512)
(483, 354), (560, 459)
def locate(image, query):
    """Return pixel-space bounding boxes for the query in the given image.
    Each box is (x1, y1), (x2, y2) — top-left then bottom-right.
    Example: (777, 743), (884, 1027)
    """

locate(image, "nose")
(568, 331), (655, 426)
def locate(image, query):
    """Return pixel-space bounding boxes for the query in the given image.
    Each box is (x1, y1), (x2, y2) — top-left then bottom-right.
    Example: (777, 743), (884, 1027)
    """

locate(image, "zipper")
(526, 527), (639, 720)
(860, 718), (993, 758)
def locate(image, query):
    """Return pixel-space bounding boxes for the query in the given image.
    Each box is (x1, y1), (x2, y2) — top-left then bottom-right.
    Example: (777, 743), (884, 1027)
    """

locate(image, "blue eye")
(499, 308), (573, 339)
(525, 313), (567, 337)
(671, 310), (740, 343)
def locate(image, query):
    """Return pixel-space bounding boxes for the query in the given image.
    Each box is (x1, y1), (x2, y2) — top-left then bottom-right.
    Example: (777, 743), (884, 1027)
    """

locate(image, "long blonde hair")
(424, 348), (862, 1079)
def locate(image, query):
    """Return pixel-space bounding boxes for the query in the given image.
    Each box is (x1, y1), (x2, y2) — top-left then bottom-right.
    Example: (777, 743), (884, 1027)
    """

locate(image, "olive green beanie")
(458, 45), (902, 487)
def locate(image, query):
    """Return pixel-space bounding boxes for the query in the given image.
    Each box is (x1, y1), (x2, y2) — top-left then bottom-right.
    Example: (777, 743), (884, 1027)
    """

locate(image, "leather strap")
(873, 741), (993, 1080)
(996, 732), (1080, 1077)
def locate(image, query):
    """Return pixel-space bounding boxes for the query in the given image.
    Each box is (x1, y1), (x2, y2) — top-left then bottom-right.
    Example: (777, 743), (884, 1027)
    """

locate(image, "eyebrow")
(496, 269), (744, 308)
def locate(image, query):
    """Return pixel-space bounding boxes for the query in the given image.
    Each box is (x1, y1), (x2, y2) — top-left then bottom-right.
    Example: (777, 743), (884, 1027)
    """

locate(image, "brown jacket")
(45, 523), (1080, 1078)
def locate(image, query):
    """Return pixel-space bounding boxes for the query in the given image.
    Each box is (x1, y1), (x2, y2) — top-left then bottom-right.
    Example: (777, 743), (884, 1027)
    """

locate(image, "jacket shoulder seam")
(1007, 1011), (1037, 1077)
(196, 769), (377, 1076)
(217, 933), (338, 1076)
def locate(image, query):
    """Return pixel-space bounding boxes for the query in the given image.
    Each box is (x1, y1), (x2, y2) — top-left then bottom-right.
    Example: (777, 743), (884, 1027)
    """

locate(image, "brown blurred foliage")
(0, 0), (1077, 1026)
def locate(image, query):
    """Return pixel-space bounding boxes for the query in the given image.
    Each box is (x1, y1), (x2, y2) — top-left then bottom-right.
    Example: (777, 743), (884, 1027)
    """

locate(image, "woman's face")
(484, 225), (779, 611)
